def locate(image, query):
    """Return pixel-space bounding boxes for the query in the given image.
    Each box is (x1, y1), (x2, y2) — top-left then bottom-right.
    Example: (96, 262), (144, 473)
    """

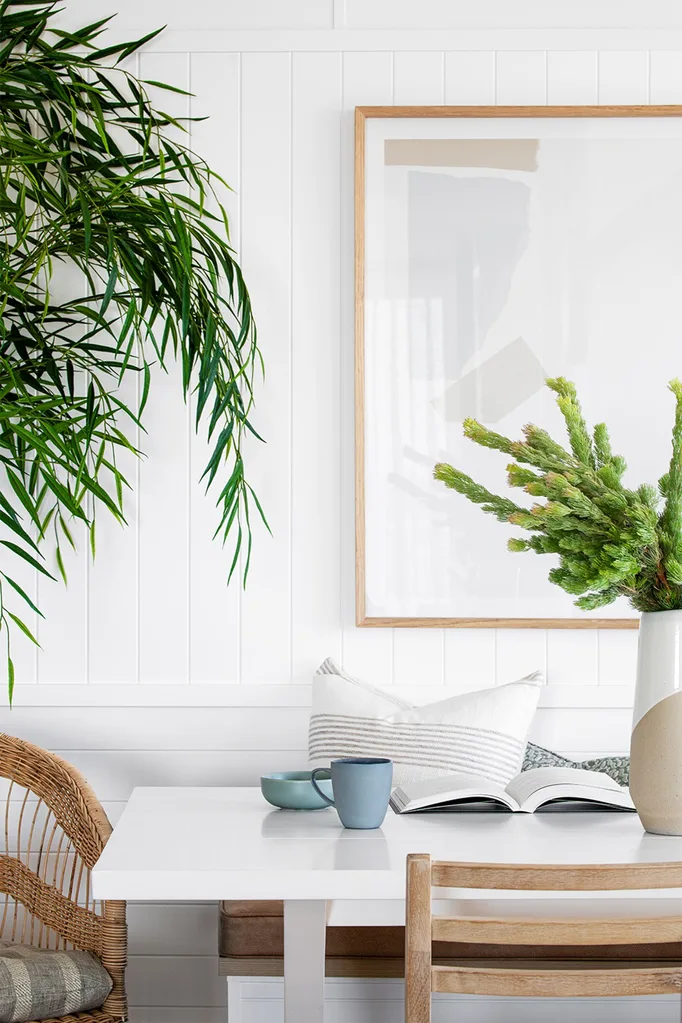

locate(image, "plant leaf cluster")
(434, 378), (682, 614)
(0, 0), (265, 700)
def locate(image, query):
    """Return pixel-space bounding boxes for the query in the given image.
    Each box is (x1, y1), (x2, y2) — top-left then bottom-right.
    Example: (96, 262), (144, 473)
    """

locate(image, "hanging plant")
(0, 0), (265, 699)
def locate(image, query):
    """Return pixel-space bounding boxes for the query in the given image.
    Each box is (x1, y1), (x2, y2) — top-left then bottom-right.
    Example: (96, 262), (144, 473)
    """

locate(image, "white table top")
(91, 787), (682, 902)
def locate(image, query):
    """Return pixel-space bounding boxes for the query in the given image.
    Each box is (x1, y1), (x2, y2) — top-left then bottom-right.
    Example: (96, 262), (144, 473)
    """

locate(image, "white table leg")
(283, 899), (327, 1023)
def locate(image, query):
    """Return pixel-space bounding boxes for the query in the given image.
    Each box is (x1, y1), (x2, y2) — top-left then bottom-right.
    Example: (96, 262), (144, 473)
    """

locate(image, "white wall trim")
(3, 683), (635, 708)
(143, 30), (682, 53)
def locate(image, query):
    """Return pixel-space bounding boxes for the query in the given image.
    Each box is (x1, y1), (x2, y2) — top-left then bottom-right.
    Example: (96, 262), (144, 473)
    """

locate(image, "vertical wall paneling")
(340, 52), (394, 684)
(495, 51), (548, 104)
(137, 54), (191, 683)
(36, 497), (88, 684)
(546, 51), (598, 103)
(444, 52), (496, 104)
(291, 52), (344, 680)
(35, 272), (90, 682)
(598, 52), (650, 103)
(496, 630), (548, 684)
(87, 51), (140, 684)
(650, 51), (682, 102)
(87, 376), (139, 684)
(7, 536), (37, 685)
(239, 52), (293, 681)
(333, 0), (347, 29)
(546, 631), (598, 686)
(392, 51), (445, 104)
(444, 630), (496, 692)
(187, 53), (242, 683)
(391, 52), (446, 685)
(598, 629), (639, 686)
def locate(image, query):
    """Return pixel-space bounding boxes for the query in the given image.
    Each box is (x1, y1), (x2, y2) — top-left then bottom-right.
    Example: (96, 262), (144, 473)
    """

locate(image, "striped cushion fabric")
(0, 941), (112, 1023)
(310, 658), (543, 787)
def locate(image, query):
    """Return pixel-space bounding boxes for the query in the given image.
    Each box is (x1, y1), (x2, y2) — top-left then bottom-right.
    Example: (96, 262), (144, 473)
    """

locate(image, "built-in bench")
(219, 900), (682, 979)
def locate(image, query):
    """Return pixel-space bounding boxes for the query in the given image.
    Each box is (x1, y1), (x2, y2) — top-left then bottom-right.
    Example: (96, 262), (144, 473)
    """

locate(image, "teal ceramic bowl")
(260, 770), (332, 810)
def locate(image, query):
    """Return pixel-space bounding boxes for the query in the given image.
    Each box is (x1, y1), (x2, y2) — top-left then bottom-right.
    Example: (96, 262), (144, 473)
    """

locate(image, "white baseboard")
(229, 977), (681, 1023)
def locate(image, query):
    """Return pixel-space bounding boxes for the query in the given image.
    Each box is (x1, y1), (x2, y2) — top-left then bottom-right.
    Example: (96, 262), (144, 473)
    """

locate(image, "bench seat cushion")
(220, 901), (682, 963)
(0, 941), (113, 1023)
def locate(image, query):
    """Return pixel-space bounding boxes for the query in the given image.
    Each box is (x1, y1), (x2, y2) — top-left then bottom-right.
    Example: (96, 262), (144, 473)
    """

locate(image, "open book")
(390, 767), (635, 814)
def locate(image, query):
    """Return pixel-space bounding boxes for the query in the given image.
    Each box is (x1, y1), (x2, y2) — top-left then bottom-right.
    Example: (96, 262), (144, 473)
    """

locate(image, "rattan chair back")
(0, 732), (126, 1021)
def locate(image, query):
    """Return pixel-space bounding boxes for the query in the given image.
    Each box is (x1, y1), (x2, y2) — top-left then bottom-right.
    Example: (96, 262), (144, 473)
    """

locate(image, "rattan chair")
(405, 853), (682, 1022)
(0, 732), (127, 1023)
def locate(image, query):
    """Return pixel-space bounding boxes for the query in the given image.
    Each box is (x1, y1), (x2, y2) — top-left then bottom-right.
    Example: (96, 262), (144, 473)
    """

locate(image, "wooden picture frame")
(355, 105), (682, 630)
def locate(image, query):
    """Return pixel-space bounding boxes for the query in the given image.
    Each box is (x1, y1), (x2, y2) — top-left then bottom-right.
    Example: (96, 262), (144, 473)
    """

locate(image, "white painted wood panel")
(529, 707), (631, 752)
(56, 0), (334, 33)
(598, 629), (639, 686)
(239, 52), (293, 683)
(290, 51), (343, 681)
(127, 954), (225, 1008)
(495, 51), (547, 104)
(546, 631), (598, 686)
(495, 630), (547, 683)
(344, 0), (682, 31)
(444, 52), (496, 104)
(137, 53), (191, 684)
(598, 51), (650, 103)
(87, 378), (139, 685)
(339, 51), (394, 685)
(393, 51), (445, 104)
(546, 50), (598, 103)
(46, 750), (309, 800)
(187, 52), (242, 685)
(236, 977), (681, 1023)
(127, 903), (217, 957)
(444, 631), (496, 690)
(36, 524), (88, 684)
(650, 51), (682, 101)
(130, 1011), (225, 1023)
(2, 707), (310, 751)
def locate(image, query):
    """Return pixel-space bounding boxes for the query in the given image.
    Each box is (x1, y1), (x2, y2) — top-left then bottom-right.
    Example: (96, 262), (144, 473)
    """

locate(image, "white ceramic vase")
(630, 609), (682, 835)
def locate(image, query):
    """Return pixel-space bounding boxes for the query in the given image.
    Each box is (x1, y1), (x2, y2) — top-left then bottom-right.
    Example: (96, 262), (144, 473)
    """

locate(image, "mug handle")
(310, 768), (335, 806)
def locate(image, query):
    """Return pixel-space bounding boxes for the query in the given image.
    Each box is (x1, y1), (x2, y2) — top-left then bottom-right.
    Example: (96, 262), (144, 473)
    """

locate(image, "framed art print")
(355, 105), (682, 629)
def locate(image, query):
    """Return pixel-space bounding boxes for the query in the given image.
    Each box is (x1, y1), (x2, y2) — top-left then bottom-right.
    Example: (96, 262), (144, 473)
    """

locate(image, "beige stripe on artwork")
(384, 138), (539, 171)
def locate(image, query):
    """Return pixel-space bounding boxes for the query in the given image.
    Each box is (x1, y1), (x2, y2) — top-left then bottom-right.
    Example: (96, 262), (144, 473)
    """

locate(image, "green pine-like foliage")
(434, 378), (682, 613)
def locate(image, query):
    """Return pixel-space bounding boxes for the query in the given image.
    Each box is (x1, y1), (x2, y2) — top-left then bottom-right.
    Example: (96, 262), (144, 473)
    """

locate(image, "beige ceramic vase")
(630, 610), (682, 835)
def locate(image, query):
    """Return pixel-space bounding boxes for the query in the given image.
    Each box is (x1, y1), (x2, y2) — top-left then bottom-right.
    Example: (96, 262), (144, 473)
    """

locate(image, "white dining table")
(91, 787), (682, 1023)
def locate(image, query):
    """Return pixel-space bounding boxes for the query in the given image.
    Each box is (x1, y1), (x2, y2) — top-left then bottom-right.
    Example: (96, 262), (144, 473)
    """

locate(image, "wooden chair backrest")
(405, 853), (682, 1022)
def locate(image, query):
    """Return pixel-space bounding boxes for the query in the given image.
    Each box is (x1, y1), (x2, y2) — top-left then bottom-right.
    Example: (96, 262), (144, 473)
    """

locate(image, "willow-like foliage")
(0, 0), (265, 699)
(435, 378), (682, 616)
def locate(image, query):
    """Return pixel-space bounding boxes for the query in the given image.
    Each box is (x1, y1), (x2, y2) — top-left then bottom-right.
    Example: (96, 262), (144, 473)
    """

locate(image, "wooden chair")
(405, 852), (682, 1021)
(0, 732), (127, 1023)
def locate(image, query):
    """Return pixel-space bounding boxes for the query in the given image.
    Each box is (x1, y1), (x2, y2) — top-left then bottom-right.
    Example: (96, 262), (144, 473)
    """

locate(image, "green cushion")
(523, 742), (630, 787)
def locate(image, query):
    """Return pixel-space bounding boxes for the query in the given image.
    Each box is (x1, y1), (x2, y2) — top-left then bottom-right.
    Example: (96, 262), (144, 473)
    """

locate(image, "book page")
(391, 772), (516, 812)
(506, 767), (624, 808)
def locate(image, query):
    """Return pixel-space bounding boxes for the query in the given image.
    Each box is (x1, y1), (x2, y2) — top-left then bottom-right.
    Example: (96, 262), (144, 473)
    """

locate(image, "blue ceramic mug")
(311, 757), (393, 829)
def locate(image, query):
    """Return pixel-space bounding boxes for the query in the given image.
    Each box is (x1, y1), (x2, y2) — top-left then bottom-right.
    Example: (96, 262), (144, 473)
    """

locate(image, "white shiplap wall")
(3, 1), (682, 1018)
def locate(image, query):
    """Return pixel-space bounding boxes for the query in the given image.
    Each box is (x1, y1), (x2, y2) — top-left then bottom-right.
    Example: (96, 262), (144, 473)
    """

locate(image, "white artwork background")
(364, 119), (682, 620)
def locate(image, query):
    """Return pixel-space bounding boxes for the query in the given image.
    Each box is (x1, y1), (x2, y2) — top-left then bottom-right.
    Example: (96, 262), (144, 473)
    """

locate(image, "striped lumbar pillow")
(0, 942), (112, 1023)
(309, 658), (543, 788)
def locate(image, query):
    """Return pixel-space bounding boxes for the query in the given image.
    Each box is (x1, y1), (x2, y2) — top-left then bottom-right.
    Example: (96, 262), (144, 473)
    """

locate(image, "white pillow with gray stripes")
(0, 941), (112, 1023)
(309, 658), (543, 788)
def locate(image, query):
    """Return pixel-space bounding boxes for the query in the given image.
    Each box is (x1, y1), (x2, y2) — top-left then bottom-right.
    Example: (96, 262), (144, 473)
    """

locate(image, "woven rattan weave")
(0, 733), (127, 1023)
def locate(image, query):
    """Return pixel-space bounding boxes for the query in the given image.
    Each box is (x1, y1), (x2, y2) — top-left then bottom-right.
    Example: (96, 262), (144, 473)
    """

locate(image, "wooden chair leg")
(405, 854), (432, 1023)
